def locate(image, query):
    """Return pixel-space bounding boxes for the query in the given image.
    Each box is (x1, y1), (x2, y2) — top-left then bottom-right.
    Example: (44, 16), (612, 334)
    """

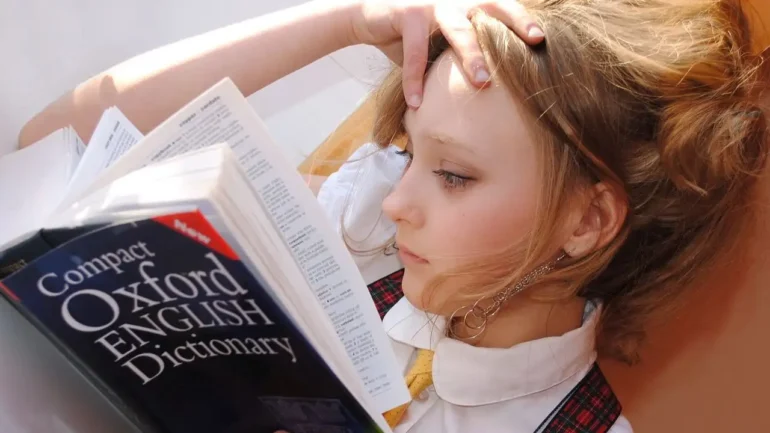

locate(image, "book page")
(64, 107), (144, 203)
(67, 125), (87, 158)
(0, 128), (83, 247)
(66, 126), (87, 185)
(72, 78), (410, 413)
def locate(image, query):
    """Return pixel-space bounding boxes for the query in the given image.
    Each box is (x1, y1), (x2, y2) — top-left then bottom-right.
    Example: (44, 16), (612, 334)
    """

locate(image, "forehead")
(403, 50), (536, 155)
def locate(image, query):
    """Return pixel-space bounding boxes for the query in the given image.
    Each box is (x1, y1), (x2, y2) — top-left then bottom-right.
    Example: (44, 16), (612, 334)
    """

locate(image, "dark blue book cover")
(0, 223), (108, 279)
(0, 210), (383, 433)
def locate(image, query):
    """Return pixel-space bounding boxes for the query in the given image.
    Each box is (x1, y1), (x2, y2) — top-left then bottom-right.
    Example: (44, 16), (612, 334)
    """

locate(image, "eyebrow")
(402, 117), (475, 155)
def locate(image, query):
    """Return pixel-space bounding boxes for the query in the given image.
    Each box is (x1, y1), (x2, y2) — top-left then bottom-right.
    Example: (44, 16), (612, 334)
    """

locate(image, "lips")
(397, 244), (429, 264)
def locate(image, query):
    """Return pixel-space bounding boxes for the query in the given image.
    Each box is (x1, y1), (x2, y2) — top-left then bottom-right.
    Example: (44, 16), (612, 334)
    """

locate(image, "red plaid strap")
(536, 363), (621, 433)
(367, 269), (405, 319)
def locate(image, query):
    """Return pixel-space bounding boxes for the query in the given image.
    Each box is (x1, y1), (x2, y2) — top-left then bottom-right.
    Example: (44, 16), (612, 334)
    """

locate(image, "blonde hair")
(367, 0), (769, 363)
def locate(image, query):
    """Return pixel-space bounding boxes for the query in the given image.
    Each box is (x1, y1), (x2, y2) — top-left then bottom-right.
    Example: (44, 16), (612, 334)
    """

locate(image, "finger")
(480, 1), (544, 45)
(400, 9), (431, 108)
(435, 3), (491, 88)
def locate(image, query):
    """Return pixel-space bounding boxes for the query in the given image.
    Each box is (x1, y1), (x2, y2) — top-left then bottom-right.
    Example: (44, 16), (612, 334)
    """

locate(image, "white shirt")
(317, 143), (633, 433)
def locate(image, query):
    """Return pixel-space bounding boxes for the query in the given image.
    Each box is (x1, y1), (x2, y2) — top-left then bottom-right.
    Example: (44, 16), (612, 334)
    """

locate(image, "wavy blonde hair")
(364, 0), (769, 363)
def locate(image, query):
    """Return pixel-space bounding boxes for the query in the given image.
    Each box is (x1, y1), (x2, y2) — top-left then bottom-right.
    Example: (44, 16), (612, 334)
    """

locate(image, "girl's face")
(382, 51), (565, 315)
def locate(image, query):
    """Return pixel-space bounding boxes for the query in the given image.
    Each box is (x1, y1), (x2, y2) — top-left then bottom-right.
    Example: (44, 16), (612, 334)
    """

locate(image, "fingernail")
(475, 68), (490, 83)
(407, 94), (422, 108)
(527, 25), (545, 40)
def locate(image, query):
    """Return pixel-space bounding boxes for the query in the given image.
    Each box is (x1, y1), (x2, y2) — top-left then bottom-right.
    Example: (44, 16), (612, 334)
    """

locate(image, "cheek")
(401, 265), (475, 315)
(439, 185), (539, 264)
(403, 183), (540, 315)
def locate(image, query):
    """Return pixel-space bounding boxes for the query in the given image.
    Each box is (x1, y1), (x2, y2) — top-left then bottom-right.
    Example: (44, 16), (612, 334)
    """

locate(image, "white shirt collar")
(382, 296), (447, 350)
(383, 297), (599, 406)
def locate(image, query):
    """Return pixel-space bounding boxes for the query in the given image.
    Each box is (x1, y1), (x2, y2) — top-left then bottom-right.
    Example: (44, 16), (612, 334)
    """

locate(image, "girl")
(21, 0), (768, 432)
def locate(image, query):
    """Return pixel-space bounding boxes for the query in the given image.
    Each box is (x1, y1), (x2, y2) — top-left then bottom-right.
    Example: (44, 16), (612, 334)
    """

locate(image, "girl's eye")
(395, 149), (413, 160)
(433, 169), (473, 190)
(395, 149), (413, 168)
(396, 148), (474, 190)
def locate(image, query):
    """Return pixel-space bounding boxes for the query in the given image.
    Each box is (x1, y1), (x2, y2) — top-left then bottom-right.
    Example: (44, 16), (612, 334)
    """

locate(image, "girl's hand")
(350, 0), (543, 107)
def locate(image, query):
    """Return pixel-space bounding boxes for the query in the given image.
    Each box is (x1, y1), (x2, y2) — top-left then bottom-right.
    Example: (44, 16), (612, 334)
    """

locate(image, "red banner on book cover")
(153, 211), (238, 260)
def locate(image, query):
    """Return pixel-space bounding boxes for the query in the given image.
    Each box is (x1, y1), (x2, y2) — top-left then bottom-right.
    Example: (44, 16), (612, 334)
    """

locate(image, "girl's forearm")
(19, 0), (360, 147)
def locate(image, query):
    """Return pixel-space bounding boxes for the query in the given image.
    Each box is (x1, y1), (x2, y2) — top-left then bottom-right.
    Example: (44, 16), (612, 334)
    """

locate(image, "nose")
(382, 170), (425, 229)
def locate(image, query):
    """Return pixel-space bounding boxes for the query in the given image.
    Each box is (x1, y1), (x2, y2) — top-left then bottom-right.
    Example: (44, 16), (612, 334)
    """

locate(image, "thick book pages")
(60, 78), (409, 414)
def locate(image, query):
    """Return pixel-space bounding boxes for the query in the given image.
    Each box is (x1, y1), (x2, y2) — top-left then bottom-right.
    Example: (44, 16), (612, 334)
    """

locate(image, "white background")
(0, 0), (390, 165)
(0, 1), (387, 432)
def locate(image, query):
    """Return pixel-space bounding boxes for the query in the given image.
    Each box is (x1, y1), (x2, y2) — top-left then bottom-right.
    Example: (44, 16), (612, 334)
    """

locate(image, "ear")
(562, 182), (627, 258)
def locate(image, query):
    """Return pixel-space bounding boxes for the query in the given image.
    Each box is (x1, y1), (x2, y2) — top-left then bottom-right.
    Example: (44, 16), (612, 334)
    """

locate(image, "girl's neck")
(451, 296), (587, 349)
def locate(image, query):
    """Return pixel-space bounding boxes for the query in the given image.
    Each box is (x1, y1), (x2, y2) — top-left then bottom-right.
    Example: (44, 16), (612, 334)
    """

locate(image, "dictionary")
(0, 78), (410, 433)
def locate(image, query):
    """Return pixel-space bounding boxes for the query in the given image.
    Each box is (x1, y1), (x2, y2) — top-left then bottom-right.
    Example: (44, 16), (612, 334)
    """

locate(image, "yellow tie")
(382, 349), (435, 428)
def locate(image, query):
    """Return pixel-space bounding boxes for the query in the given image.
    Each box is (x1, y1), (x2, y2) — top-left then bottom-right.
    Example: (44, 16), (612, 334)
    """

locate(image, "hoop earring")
(448, 252), (567, 341)
(384, 240), (399, 256)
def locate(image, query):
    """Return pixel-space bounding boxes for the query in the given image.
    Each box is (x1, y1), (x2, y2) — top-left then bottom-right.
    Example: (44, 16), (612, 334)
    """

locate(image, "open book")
(0, 78), (409, 433)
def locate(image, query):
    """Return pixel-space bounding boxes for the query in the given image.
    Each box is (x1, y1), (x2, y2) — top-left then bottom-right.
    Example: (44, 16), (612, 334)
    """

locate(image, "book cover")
(0, 224), (107, 279)
(0, 210), (382, 433)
